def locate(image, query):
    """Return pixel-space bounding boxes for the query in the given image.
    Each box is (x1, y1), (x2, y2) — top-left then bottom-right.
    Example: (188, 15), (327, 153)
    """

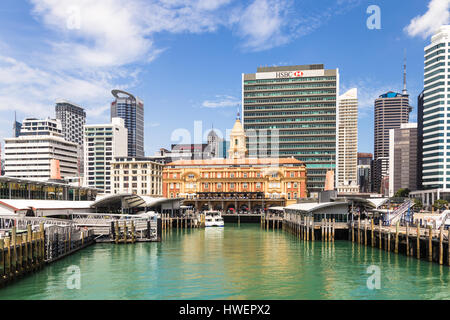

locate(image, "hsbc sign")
(255, 69), (325, 80)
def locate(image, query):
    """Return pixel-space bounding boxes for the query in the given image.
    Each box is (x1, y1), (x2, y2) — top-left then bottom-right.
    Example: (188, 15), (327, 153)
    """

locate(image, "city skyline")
(0, 0), (448, 156)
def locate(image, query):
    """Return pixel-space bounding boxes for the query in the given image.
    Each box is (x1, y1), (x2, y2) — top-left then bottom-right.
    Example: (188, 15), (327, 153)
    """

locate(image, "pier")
(262, 212), (450, 266)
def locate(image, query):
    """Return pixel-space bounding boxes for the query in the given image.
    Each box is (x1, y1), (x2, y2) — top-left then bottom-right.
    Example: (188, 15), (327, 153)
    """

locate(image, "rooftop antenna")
(402, 49), (408, 96)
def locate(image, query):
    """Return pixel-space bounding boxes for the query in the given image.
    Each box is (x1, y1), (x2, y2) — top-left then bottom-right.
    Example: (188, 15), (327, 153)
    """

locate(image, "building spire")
(403, 49), (408, 95)
(236, 108), (241, 120)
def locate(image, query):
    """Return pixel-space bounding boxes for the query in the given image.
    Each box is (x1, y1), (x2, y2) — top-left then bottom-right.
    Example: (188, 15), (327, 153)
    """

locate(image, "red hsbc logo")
(276, 71), (304, 78)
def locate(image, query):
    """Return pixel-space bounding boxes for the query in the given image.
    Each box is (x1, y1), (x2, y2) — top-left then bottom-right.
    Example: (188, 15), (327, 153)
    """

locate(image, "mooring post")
(27, 224), (32, 269)
(321, 219), (324, 242)
(448, 228), (450, 266)
(5, 237), (11, 279)
(371, 219), (374, 247)
(17, 235), (22, 274)
(123, 221), (128, 244)
(11, 227), (17, 275)
(364, 219), (367, 246)
(351, 221), (354, 243)
(428, 225), (433, 262)
(387, 230), (391, 252)
(115, 221), (119, 244)
(439, 225), (443, 265)
(379, 220), (382, 249)
(406, 223), (409, 256)
(311, 216), (315, 241)
(331, 218), (336, 242)
(417, 223), (421, 260)
(357, 218), (361, 244)
(395, 222), (399, 254)
(0, 239), (4, 279)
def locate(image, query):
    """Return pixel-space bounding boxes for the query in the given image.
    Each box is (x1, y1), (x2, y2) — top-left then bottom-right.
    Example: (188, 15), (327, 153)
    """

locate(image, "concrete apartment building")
(84, 117), (128, 193)
(373, 91), (411, 193)
(111, 90), (144, 157)
(4, 118), (78, 180)
(242, 64), (339, 196)
(336, 88), (358, 193)
(388, 123), (418, 197)
(111, 157), (163, 197)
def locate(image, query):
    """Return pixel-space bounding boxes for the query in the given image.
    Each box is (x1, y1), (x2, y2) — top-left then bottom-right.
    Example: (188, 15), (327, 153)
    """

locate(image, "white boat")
(204, 211), (224, 227)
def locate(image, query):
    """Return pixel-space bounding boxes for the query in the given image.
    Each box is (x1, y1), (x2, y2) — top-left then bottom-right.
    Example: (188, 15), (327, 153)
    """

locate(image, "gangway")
(386, 200), (412, 226)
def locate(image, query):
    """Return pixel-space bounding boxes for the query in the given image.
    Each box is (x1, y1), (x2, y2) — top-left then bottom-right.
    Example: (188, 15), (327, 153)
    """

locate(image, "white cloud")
(404, 0), (450, 39)
(202, 95), (241, 108)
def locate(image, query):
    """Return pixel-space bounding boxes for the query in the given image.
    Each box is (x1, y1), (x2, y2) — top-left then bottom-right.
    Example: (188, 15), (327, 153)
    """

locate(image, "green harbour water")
(0, 224), (448, 300)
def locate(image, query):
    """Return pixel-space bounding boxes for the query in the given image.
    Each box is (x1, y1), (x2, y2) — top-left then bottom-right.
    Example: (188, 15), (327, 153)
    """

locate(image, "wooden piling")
(387, 230), (391, 252)
(27, 225), (32, 270)
(379, 220), (382, 249)
(371, 219), (374, 247)
(311, 217), (315, 241)
(364, 219), (367, 246)
(0, 239), (4, 279)
(395, 222), (399, 254)
(357, 218), (361, 244)
(115, 221), (119, 244)
(321, 219), (324, 242)
(11, 227), (17, 274)
(417, 223), (420, 260)
(439, 226), (443, 265)
(428, 225), (433, 262)
(131, 221), (136, 244)
(406, 223), (409, 257)
(306, 217), (309, 241)
(351, 221), (354, 242)
(17, 235), (22, 274)
(5, 238), (10, 279)
(123, 221), (128, 244)
(331, 218), (336, 242)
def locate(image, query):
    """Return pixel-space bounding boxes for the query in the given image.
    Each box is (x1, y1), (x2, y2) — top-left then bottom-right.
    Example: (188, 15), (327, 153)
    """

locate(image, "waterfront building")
(163, 157), (307, 211)
(0, 176), (97, 202)
(373, 91), (411, 192)
(55, 100), (86, 176)
(4, 118), (78, 180)
(242, 64), (338, 195)
(336, 88), (358, 193)
(164, 118), (307, 211)
(111, 157), (164, 197)
(420, 25), (450, 190)
(357, 153), (373, 193)
(84, 117), (128, 193)
(388, 123), (418, 197)
(111, 89), (144, 157)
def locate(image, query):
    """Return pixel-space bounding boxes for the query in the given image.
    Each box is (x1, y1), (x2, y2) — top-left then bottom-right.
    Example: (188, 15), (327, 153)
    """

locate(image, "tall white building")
(4, 118), (78, 180)
(84, 118), (128, 193)
(336, 88), (359, 193)
(421, 26), (450, 190)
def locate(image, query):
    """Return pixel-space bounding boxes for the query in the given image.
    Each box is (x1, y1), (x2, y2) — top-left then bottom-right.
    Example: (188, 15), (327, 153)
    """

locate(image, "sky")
(0, 0), (449, 156)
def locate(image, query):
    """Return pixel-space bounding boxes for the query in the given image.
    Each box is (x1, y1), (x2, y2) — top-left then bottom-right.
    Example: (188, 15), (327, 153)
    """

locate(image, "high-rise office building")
(417, 91), (424, 190)
(55, 100), (86, 176)
(336, 88), (358, 193)
(373, 91), (411, 192)
(421, 25), (450, 190)
(388, 123), (418, 197)
(4, 118), (78, 180)
(357, 153), (373, 193)
(111, 90), (144, 157)
(242, 64), (338, 195)
(84, 118), (128, 193)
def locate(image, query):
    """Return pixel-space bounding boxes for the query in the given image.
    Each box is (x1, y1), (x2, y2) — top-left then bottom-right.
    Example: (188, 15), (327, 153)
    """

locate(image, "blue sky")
(0, 0), (449, 156)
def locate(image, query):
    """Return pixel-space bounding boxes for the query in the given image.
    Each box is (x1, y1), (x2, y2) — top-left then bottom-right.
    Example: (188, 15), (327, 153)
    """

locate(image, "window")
(217, 173), (222, 178)
(230, 173), (235, 178)
(256, 182), (261, 188)
(288, 193), (291, 199)
(243, 183), (248, 189)
(204, 173), (209, 178)
(243, 173), (248, 178)
(170, 183), (174, 189)
(230, 183), (235, 189)
(294, 183), (298, 188)
(217, 183), (222, 189)
(290, 172), (295, 178)
(204, 183), (209, 189)
(294, 193), (297, 198)
(173, 173), (177, 178)
(188, 174), (194, 179)
(287, 182), (291, 188)
(235, 139), (238, 145)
